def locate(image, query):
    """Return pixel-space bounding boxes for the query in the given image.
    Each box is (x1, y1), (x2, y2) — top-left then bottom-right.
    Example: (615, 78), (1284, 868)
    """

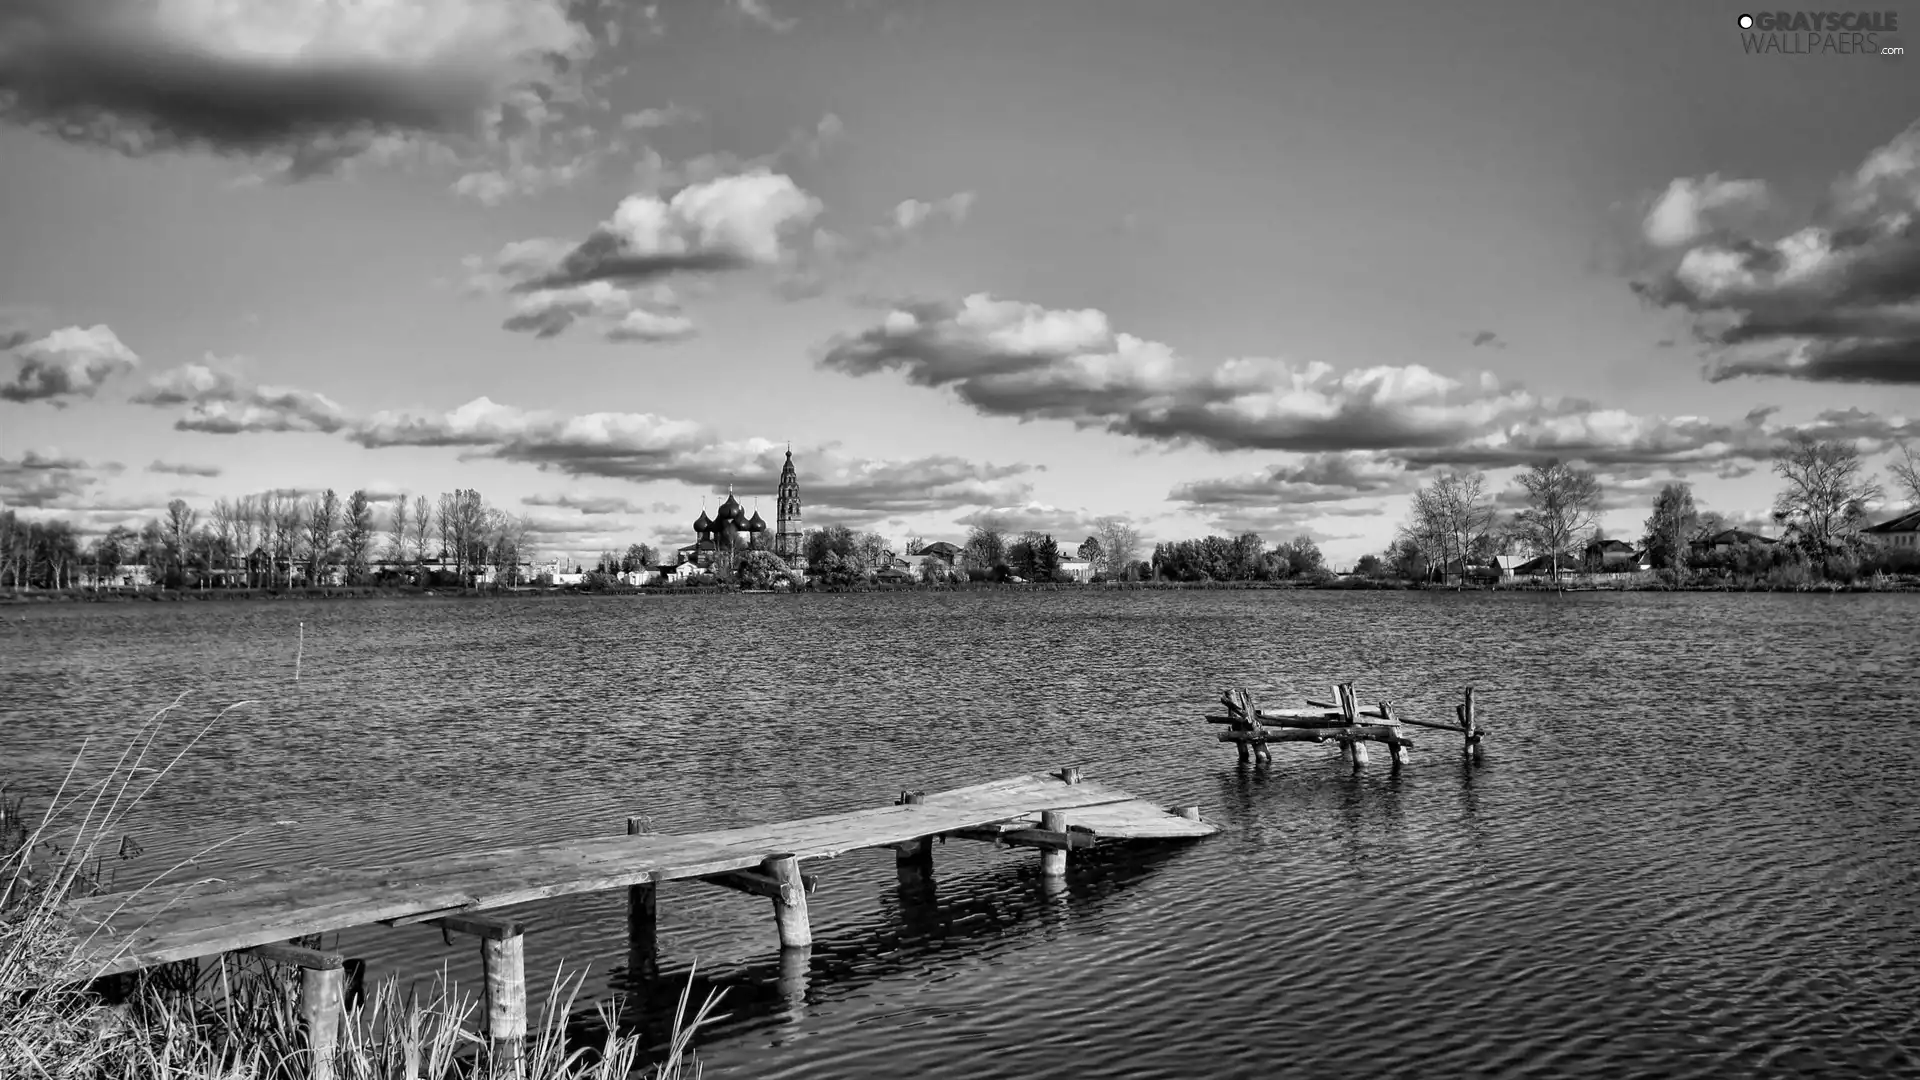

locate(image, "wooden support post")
(1380, 700), (1409, 767)
(1177, 804), (1202, 822)
(300, 965), (345, 1080)
(483, 930), (527, 1077)
(1329, 684), (1352, 765)
(241, 942), (345, 1080)
(1337, 683), (1368, 767)
(1224, 689), (1251, 765)
(894, 792), (934, 887)
(1460, 686), (1482, 759)
(1039, 810), (1068, 877)
(764, 854), (812, 949)
(626, 816), (658, 984)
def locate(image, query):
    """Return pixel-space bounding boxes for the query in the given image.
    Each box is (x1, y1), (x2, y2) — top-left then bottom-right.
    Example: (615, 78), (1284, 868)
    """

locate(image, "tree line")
(1374, 437), (1920, 585)
(0, 489), (536, 590)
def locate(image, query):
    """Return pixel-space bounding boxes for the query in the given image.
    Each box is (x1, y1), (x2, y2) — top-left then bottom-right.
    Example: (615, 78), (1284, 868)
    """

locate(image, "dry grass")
(2, 696), (726, 1079)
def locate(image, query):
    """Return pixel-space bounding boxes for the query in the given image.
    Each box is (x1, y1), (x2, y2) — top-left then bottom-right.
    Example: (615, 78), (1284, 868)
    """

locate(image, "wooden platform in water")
(61, 772), (1213, 978)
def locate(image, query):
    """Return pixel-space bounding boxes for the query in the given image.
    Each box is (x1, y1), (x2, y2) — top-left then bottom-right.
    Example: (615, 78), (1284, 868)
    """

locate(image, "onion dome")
(748, 510), (766, 531)
(718, 493), (744, 522)
(693, 509), (712, 534)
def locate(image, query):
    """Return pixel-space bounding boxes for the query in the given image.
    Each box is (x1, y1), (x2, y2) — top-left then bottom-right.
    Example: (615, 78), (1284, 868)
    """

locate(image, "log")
(946, 825), (1095, 851)
(764, 854), (812, 949)
(702, 868), (820, 899)
(300, 965), (345, 1080)
(1461, 687), (1482, 759)
(430, 913), (524, 941)
(482, 930), (527, 1077)
(1039, 810), (1068, 877)
(1218, 727), (1413, 747)
(627, 817), (657, 983)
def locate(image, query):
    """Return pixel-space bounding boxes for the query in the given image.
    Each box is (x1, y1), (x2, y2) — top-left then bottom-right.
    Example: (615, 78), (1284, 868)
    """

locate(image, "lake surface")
(4, 590), (1919, 1079)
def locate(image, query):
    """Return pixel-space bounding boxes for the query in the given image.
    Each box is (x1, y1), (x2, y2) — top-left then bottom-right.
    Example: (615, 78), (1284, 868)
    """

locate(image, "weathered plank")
(970, 799), (1217, 840)
(59, 772), (1146, 977)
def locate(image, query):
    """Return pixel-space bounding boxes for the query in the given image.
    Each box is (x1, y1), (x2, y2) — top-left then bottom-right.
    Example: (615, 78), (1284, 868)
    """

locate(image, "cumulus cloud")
(1466, 330), (1507, 349)
(817, 293), (1559, 453)
(132, 361), (349, 433)
(1168, 452), (1421, 510)
(147, 460), (222, 477)
(1642, 174), (1771, 248)
(515, 170), (822, 290)
(780, 191), (978, 298)
(1632, 119), (1920, 384)
(0, 450), (122, 508)
(0, 0), (593, 179)
(633, 113), (844, 194)
(954, 502), (1095, 536)
(501, 280), (695, 342)
(1, 324), (140, 405)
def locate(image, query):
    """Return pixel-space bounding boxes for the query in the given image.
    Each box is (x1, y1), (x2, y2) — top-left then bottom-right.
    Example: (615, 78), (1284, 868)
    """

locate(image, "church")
(674, 449), (804, 573)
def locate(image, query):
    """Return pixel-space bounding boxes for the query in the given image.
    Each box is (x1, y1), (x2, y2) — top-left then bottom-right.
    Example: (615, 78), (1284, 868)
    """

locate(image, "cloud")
(636, 113), (844, 193)
(619, 103), (700, 131)
(1631, 119), (1920, 384)
(514, 170), (822, 291)
(1168, 452), (1422, 509)
(147, 460), (222, 477)
(817, 293), (1557, 453)
(0, 0), (593, 179)
(725, 0), (797, 33)
(954, 502), (1095, 537)
(132, 361), (349, 433)
(0, 450), (122, 508)
(501, 280), (695, 342)
(1642, 174), (1770, 247)
(1, 324), (140, 405)
(521, 492), (655, 515)
(1466, 330), (1507, 349)
(780, 191), (977, 297)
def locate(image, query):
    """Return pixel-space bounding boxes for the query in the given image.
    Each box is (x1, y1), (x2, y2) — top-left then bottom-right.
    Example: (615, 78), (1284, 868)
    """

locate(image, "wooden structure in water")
(1207, 683), (1486, 768)
(58, 769), (1211, 1079)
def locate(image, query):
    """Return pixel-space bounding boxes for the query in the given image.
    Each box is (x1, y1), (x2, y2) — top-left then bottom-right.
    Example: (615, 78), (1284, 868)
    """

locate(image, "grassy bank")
(1, 701), (722, 1078)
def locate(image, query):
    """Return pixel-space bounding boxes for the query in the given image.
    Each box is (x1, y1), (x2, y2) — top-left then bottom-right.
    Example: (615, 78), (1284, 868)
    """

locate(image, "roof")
(1587, 538), (1635, 552)
(1515, 552), (1583, 574)
(1863, 509), (1920, 534)
(919, 541), (962, 556)
(1698, 528), (1775, 546)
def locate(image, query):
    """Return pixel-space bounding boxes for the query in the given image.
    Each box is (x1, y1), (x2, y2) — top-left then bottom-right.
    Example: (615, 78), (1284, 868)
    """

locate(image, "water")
(3, 590), (1919, 1079)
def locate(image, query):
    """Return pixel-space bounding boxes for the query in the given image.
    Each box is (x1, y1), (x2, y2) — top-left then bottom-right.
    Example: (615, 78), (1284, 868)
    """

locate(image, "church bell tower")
(775, 448), (802, 561)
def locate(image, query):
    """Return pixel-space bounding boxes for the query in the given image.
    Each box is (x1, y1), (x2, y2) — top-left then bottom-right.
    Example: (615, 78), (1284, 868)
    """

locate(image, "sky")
(2, 0), (1918, 569)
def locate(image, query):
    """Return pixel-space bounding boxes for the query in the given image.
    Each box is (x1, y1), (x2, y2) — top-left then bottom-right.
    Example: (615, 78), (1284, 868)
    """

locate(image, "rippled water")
(4, 591), (1919, 1079)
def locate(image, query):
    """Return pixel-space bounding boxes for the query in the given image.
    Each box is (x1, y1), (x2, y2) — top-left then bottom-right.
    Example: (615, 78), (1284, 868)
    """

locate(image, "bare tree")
(435, 492), (454, 567)
(1772, 434), (1883, 552)
(303, 490), (340, 584)
(963, 518), (1009, 572)
(1410, 470), (1496, 583)
(271, 493), (305, 587)
(208, 498), (237, 588)
(163, 499), (198, 586)
(341, 490), (375, 584)
(1891, 440), (1920, 511)
(232, 495), (258, 586)
(387, 494), (410, 563)
(409, 494), (432, 563)
(1092, 516), (1142, 580)
(1511, 460), (1604, 587)
(1641, 481), (1698, 571)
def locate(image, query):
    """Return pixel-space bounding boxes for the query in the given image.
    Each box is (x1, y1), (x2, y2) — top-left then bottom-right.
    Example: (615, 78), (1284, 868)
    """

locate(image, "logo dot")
(1738, 13), (1754, 28)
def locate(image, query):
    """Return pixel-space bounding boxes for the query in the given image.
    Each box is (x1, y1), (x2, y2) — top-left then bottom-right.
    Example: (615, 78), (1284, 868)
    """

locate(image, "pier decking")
(59, 768), (1211, 1077)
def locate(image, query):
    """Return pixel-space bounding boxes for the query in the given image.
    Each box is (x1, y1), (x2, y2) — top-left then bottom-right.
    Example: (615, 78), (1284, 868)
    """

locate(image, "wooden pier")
(1207, 683), (1486, 768)
(58, 768), (1212, 1078)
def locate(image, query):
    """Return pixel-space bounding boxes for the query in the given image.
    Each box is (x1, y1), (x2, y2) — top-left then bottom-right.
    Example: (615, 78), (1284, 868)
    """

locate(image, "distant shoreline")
(5, 577), (1919, 604)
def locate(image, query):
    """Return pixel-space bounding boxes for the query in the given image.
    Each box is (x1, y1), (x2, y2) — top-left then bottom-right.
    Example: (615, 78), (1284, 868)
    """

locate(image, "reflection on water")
(4, 589), (1920, 1079)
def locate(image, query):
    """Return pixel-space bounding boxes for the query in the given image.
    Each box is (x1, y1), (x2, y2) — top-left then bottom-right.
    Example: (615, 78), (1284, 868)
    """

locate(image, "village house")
(1691, 528), (1777, 554)
(78, 564), (154, 589)
(1054, 557), (1094, 583)
(1863, 509), (1920, 550)
(1582, 538), (1638, 570)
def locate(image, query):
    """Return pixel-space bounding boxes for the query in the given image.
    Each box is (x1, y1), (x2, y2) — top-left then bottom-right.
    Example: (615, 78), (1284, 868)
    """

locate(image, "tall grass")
(2, 696), (725, 1079)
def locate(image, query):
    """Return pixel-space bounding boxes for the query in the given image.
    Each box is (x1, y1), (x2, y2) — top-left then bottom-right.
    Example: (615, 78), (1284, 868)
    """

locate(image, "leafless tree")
(232, 495), (258, 585)
(304, 489), (340, 584)
(272, 494), (305, 587)
(963, 518), (1009, 571)
(435, 492), (454, 567)
(162, 499), (198, 584)
(1891, 440), (1920, 511)
(1410, 470), (1496, 582)
(1092, 516), (1142, 580)
(208, 498), (237, 587)
(409, 494), (432, 563)
(1511, 460), (1604, 587)
(1772, 434), (1883, 552)
(342, 490), (375, 584)
(387, 494), (410, 563)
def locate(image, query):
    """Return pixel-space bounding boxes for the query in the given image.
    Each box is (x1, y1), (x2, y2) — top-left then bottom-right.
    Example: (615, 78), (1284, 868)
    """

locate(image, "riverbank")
(8, 573), (1920, 603)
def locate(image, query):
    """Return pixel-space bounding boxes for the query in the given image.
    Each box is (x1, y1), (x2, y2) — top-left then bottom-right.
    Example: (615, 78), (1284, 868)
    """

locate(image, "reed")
(2, 697), (725, 1079)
